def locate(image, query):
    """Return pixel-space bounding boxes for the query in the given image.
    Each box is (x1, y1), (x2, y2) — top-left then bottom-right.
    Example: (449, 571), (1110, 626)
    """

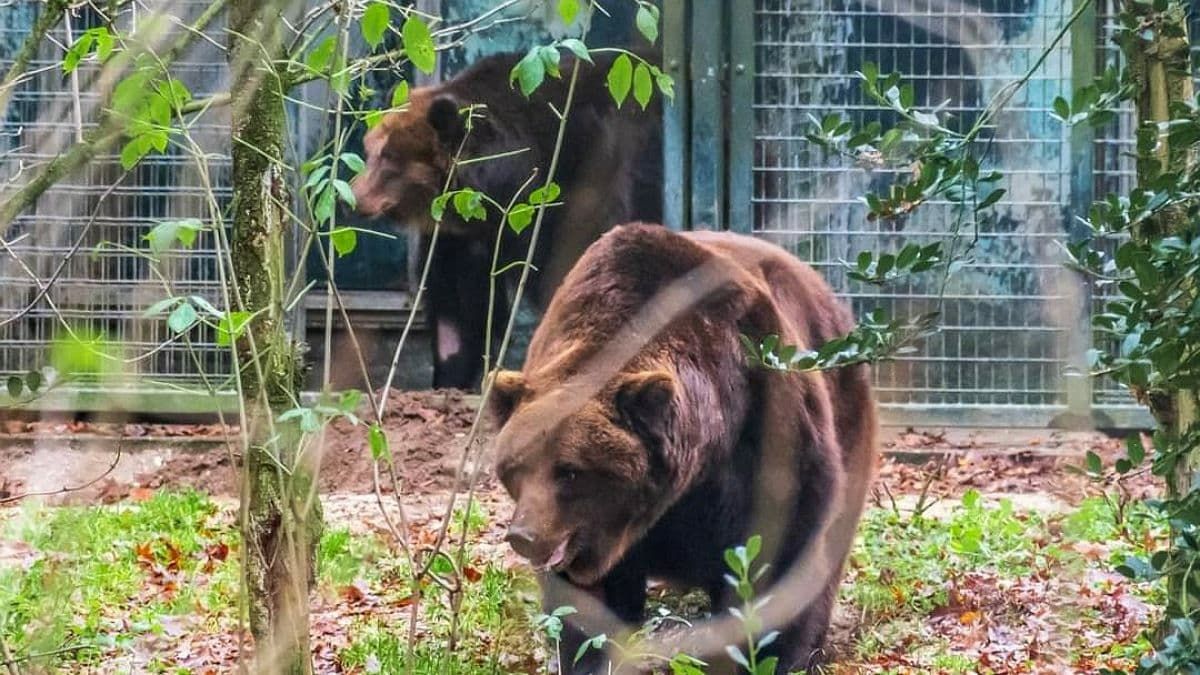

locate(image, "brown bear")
(351, 50), (662, 390)
(487, 223), (878, 674)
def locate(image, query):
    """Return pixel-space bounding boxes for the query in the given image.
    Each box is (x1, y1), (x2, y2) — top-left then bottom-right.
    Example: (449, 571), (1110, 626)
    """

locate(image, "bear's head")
(350, 92), (467, 229)
(488, 366), (678, 587)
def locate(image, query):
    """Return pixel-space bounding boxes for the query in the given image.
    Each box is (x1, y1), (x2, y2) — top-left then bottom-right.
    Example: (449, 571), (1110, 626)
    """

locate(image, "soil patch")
(0, 392), (1162, 509)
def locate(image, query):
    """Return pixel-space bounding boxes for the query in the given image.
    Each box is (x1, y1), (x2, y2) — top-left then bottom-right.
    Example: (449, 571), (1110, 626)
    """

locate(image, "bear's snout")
(505, 521), (569, 570)
(349, 175), (392, 217)
(504, 522), (538, 557)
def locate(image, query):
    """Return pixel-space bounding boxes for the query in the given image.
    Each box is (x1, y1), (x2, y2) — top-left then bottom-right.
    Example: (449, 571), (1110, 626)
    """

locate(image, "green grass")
(0, 489), (1166, 674)
(0, 490), (241, 671)
(842, 490), (1163, 671)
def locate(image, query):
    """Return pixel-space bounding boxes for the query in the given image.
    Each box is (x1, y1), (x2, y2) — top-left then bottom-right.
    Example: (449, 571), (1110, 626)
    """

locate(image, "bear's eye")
(553, 464), (579, 485)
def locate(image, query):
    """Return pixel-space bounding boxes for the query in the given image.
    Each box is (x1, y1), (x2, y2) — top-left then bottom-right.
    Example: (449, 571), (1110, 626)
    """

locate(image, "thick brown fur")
(489, 224), (878, 674)
(351, 51), (662, 389)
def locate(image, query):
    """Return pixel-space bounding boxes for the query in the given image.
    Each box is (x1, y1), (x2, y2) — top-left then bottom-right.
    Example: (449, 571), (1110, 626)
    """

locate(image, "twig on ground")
(0, 442), (123, 506)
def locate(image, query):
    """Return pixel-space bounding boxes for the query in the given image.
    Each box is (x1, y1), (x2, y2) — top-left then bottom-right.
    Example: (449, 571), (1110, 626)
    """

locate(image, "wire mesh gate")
(718, 0), (1167, 428)
(0, 1), (1173, 426)
(0, 1), (235, 413)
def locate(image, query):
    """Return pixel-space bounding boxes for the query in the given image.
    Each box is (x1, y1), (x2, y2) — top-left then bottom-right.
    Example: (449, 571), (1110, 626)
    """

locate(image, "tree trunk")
(1120, 0), (1198, 621)
(228, 1), (321, 673)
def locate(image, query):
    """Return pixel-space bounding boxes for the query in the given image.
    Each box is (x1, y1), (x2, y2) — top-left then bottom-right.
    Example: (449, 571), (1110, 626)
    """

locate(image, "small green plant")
(722, 535), (778, 675)
(535, 605), (577, 670)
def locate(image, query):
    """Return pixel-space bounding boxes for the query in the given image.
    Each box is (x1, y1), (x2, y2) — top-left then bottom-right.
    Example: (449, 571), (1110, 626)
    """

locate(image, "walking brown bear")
(487, 223), (878, 674)
(351, 50), (662, 390)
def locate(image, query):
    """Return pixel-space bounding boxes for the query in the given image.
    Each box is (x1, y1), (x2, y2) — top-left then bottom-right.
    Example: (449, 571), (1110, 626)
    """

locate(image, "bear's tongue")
(541, 538), (569, 571)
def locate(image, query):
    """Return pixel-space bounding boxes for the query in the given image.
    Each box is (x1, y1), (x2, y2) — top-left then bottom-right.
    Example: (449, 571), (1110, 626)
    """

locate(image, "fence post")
(727, 0), (755, 234)
(1064, 0), (1097, 425)
(662, 1), (690, 232)
(688, 2), (727, 232)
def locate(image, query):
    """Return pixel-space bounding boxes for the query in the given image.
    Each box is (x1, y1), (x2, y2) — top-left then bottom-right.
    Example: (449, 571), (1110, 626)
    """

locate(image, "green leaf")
(361, 1), (390, 49)
(962, 488), (980, 509)
(339, 389), (363, 414)
(24, 370), (43, 393)
(745, 534), (762, 563)
(452, 190), (486, 221)
(7, 376), (23, 399)
(402, 15), (436, 75)
(314, 185), (337, 223)
(607, 54), (632, 107)
(755, 657), (779, 675)
(668, 654), (708, 675)
(431, 193), (450, 222)
(723, 548), (741, 575)
(1052, 96), (1071, 122)
(560, 38), (592, 63)
(305, 164), (331, 191)
(1085, 450), (1103, 475)
(330, 55), (350, 96)
(340, 152), (365, 174)
(529, 182), (561, 205)
(144, 219), (204, 254)
(539, 45), (561, 78)
(216, 311), (251, 347)
(120, 137), (151, 170)
(635, 4), (660, 45)
(557, 0), (580, 24)
(368, 423), (390, 461)
(723, 646), (749, 669)
(143, 296), (180, 318)
(93, 27), (114, 62)
(112, 68), (152, 116)
(190, 294), (222, 319)
(633, 62), (653, 110)
(333, 178), (356, 208)
(1126, 434), (1146, 465)
(511, 49), (545, 97)
(654, 70), (675, 101)
(330, 228), (358, 257)
(158, 79), (192, 109)
(508, 204), (535, 234)
(167, 301), (198, 334)
(63, 32), (95, 73)
(975, 188), (1006, 212)
(391, 81), (410, 107)
(306, 36), (337, 73)
(50, 329), (109, 377)
(859, 61), (878, 86)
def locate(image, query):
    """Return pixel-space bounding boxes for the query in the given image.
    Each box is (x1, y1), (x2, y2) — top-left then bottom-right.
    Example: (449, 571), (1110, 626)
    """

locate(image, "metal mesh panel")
(753, 0), (1081, 412)
(1089, 1), (1200, 408)
(0, 2), (233, 395)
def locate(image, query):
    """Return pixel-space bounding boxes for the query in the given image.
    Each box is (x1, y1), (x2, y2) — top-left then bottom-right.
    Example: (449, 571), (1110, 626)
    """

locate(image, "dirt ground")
(0, 390), (1166, 673)
(0, 388), (1162, 511)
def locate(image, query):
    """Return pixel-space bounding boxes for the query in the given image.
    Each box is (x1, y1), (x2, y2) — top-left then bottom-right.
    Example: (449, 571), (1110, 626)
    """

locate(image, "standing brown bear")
(351, 51), (662, 390)
(488, 224), (877, 674)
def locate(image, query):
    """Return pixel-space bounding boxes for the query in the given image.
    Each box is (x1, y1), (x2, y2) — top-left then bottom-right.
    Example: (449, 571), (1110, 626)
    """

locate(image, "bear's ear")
(614, 370), (676, 441)
(426, 94), (465, 146)
(487, 369), (526, 426)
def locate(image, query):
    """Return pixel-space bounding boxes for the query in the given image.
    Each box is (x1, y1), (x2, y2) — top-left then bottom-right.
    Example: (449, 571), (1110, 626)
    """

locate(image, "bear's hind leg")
(763, 574), (839, 673)
(427, 234), (500, 390)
